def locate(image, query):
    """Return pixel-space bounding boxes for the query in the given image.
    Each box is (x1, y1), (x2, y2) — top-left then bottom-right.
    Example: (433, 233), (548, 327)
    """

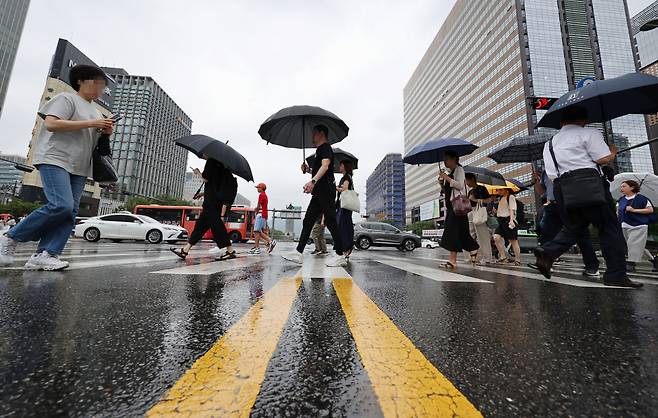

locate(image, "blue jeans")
(8, 164), (86, 255)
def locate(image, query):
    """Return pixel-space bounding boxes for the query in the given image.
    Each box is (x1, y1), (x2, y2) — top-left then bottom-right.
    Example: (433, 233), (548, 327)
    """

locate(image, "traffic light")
(531, 97), (557, 110)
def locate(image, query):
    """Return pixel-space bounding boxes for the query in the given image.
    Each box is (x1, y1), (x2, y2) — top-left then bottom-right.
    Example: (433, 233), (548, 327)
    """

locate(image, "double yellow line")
(148, 277), (482, 417)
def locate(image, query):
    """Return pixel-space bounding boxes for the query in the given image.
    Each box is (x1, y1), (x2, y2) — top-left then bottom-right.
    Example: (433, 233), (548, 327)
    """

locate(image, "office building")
(0, 0), (30, 118)
(632, 1), (658, 172)
(404, 0), (651, 223)
(102, 67), (191, 203)
(21, 39), (114, 217)
(183, 172), (204, 204)
(366, 153), (405, 228)
(0, 154), (26, 201)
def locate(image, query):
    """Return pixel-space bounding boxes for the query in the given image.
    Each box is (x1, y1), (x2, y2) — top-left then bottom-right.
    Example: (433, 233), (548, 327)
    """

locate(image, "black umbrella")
(403, 138), (477, 165)
(175, 135), (254, 182)
(463, 166), (506, 186)
(537, 72), (658, 129)
(488, 132), (557, 163)
(258, 105), (349, 160)
(305, 148), (358, 173)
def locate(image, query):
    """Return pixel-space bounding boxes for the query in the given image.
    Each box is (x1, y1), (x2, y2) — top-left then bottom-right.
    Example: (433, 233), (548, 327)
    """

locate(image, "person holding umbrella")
(533, 107), (642, 288)
(282, 125), (346, 267)
(438, 150), (479, 270)
(617, 180), (654, 272)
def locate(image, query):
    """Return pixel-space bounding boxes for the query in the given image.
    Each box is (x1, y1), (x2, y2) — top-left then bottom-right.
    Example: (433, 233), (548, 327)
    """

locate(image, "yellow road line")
(147, 277), (302, 417)
(333, 279), (482, 418)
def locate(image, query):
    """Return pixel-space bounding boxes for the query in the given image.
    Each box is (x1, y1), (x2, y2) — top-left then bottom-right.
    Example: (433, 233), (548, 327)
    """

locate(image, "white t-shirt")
(497, 194), (517, 218)
(620, 194), (653, 229)
(542, 124), (611, 180)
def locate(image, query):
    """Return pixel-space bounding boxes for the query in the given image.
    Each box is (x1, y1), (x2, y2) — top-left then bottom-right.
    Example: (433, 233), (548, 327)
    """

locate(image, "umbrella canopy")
(488, 132), (556, 163)
(306, 147), (358, 173)
(403, 138), (477, 165)
(537, 72), (658, 129)
(463, 165), (506, 186)
(258, 106), (349, 159)
(175, 135), (254, 182)
(505, 178), (529, 191)
(610, 172), (658, 204)
(481, 181), (521, 196)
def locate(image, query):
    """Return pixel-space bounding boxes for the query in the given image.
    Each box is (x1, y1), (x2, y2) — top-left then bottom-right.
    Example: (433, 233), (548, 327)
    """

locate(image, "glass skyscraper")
(404, 0), (651, 223)
(366, 153), (406, 228)
(102, 68), (192, 202)
(0, 0), (30, 118)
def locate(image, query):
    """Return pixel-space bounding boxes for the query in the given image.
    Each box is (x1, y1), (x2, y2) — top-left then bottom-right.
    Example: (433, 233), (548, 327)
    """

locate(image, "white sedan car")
(421, 239), (440, 249)
(74, 213), (188, 244)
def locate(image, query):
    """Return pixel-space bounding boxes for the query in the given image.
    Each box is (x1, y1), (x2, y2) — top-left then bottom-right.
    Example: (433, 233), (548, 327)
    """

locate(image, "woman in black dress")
(437, 151), (479, 270)
(336, 160), (355, 261)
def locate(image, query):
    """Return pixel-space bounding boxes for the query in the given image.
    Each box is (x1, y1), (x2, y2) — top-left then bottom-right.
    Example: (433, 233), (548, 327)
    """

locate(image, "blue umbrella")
(403, 138), (477, 165)
(537, 72), (658, 129)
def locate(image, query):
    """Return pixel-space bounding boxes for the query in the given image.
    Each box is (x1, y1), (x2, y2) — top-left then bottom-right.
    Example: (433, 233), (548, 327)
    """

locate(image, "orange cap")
(255, 183), (267, 191)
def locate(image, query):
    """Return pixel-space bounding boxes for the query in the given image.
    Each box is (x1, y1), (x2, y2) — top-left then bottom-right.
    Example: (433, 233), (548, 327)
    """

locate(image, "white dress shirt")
(542, 124), (611, 180)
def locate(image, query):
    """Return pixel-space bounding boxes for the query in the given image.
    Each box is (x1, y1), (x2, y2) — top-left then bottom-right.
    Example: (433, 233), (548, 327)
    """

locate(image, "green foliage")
(404, 221), (435, 236)
(0, 199), (42, 218)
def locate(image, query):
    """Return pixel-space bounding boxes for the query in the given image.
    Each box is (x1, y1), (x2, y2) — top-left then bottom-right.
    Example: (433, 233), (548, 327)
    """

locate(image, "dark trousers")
(297, 192), (343, 255)
(541, 180), (627, 281)
(540, 202), (600, 271)
(189, 205), (231, 248)
(337, 208), (354, 252)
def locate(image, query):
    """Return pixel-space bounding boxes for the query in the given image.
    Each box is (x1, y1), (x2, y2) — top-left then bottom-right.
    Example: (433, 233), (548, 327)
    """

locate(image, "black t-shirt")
(336, 174), (354, 205)
(312, 143), (335, 196)
(202, 159), (224, 206)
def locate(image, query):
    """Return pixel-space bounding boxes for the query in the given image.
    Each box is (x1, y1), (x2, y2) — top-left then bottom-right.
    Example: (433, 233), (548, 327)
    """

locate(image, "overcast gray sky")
(0, 0), (655, 211)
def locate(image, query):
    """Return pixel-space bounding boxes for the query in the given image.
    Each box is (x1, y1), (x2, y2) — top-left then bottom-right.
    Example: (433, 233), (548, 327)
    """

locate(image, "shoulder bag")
(548, 138), (606, 209)
(92, 134), (118, 185)
(339, 175), (360, 212)
(472, 201), (488, 225)
(450, 168), (472, 217)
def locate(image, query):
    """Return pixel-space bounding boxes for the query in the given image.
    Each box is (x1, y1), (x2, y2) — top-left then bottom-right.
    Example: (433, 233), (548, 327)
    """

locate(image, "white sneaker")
(24, 251), (69, 271)
(208, 247), (221, 255)
(326, 255), (348, 267)
(248, 248), (262, 255)
(281, 252), (303, 265)
(0, 234), (17, 266)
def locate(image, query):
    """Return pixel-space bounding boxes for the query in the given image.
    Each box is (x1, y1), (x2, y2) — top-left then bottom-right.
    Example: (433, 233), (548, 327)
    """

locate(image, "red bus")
(134, 205), (255, 243)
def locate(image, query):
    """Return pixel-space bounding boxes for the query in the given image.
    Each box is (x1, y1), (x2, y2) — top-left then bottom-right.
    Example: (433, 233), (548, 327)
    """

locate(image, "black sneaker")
(216, 251), (237, 261)
(582, 269), (600, 278)
(533, 247), (553, 279)
(603, 278), (644, 289)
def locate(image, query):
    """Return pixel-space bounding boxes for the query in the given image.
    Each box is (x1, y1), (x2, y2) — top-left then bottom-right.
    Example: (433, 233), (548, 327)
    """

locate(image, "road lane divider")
(147, 276), (302, 417)
(333, 278), (482, 418)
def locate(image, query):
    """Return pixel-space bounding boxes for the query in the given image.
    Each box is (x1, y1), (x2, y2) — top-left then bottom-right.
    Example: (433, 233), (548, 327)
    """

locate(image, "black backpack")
(217, 172), (238, 207)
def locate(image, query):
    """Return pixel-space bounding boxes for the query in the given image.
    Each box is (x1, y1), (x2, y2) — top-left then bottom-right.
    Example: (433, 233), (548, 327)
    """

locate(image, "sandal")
(469, 252), (478, 264)
(495, 258), (509, 264)
(216, 250), (237, 261)
(170, 247), (189, 260)
(441, 261), (457, 271)
(510, 260), (521, 266)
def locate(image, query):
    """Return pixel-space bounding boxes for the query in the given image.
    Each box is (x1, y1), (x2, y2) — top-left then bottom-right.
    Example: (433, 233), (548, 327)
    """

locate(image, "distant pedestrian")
(310, 215), (328, 255)
(248, 183), (276, 255)
(438, 150), (479, 270)
(618, 180), (654, 272)
(533, 106), (642, 288)
(6, 217), (16, 228)
(0, 65), (115, 270)
(492, 189), (522, 265)
(532, 169), (600, 277)
(171, 157), (237, 261)
(336, 160), (355, 261)
(465, 173), (493, 264)
(282, 124), (346, 267)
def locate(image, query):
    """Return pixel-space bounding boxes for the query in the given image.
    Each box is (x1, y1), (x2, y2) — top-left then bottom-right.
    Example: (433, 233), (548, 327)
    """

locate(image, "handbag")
(472, 201), (488, 225)
(340, 190), (360, 212)
(548, 138), (606, 209)
(449, 170), (472, 216)
(92, 134), (118, 185)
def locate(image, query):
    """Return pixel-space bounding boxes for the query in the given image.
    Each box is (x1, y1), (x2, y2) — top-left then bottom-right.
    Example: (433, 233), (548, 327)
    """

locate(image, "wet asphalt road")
(0, 239), (656, 417)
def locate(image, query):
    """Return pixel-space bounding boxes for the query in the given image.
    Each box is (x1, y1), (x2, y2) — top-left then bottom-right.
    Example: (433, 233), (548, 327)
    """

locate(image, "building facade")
(366, 153), (405, 228)
(183, 171), (204, 204)
(102, 68), (191, 204)
(403, 0), (651, 222)
(632, 0), (658, 172)
(20, 39), (114, 217)
(0, 0), (30, 118)
(0, 154), (26, 186)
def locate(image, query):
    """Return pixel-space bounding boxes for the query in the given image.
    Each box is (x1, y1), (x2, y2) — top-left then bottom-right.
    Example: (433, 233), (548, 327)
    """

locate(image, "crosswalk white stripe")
(2, 254), (178, 271)
(551, 263), (658, 286)
(151, 255), (265, 275)
(376, 257), (493, 283)
(293, 257), (352, 279)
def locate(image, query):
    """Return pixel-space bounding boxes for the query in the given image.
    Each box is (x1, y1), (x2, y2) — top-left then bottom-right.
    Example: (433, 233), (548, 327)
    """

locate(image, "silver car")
(354, 222), (421, 251)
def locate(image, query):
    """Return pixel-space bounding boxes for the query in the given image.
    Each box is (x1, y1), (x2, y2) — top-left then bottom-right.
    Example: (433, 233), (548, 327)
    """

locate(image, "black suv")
(354, 222), (421, 251)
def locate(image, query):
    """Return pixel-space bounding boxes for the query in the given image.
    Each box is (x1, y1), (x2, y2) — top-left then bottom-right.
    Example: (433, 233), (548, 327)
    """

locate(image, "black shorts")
(495, 216), (518, 240)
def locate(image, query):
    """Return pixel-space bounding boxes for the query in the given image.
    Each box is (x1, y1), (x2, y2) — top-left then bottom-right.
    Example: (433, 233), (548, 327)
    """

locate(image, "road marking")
(151, 256), (265, 275)
(295, 256), (352, 279)
(551, 264), (658, 286)
(333, 279), (483, 418)
(147, 276), (302, 417)
(1, 254), (179, 271)
(376, 257), (493, 283)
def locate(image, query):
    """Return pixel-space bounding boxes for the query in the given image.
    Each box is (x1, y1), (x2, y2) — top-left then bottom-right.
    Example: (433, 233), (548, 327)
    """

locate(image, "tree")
(405, 221), (436, 236)
(0, 199), (42, 218)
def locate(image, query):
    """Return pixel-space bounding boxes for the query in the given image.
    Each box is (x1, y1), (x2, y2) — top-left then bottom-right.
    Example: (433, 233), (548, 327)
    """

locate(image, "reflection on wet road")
(0, 240), (656, 417)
